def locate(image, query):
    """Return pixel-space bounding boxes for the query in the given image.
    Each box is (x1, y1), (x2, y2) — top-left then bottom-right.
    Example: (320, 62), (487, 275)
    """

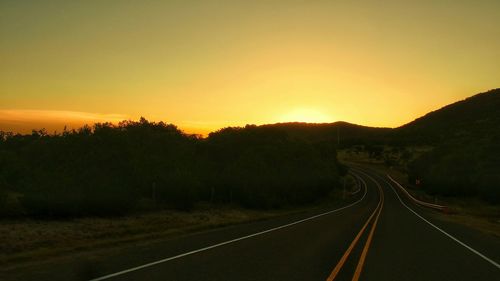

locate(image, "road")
(3, 166), (499, 280)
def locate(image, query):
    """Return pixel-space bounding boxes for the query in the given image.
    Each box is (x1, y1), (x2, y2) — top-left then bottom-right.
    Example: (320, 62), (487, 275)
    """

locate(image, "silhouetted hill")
(233, 89), (500, 147)
(259, 122), (391, 146)
(401, 89), (500, 203)
(394, 88), (500, 144)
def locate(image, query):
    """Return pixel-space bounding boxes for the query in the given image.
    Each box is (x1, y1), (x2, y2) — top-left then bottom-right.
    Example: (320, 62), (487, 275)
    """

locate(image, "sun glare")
(278, 108), (332, 123)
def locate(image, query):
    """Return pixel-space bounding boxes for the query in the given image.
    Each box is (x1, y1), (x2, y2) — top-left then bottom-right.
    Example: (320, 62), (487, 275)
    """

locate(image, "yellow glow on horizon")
(0, 1), (499, 134)
(278, 108), (332, 124)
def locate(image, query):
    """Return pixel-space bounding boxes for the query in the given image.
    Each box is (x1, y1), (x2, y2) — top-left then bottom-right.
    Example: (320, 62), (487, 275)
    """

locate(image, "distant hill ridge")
(401, 88), (500, 129)
(260, 88), (500, 145)
(395, 88), (500, 143)
(259, 121), (391, 145)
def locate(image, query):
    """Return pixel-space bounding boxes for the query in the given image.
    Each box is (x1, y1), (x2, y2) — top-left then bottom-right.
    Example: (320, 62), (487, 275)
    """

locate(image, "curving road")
(3, 166), (500, 280)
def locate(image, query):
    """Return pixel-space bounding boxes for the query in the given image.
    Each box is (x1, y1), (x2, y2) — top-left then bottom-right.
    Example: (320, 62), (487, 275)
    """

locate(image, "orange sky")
(1, 1), (499, 135)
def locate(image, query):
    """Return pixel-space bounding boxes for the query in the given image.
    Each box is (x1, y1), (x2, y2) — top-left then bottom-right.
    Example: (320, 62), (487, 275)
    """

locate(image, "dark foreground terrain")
(2, 166), (498, 281)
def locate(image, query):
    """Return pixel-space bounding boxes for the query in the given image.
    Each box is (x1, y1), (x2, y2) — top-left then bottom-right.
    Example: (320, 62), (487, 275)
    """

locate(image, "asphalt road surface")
(3, 166), (499, 281)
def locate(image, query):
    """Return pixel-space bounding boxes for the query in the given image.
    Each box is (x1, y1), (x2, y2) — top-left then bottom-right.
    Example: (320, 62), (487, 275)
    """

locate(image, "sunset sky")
(1, 0), (499, 134)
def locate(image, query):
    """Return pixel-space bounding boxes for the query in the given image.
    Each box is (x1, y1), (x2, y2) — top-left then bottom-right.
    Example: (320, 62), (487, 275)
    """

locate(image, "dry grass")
(0, 176), (358, 271)
(0, 206), (304, 268)
(435, 201), (500, 238)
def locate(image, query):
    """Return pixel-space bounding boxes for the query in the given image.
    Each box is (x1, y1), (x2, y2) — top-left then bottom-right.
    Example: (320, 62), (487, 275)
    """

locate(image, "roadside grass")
(0, 183), (356, 271)
(339, 153), (500, 238)
(0, 207), (289, 268)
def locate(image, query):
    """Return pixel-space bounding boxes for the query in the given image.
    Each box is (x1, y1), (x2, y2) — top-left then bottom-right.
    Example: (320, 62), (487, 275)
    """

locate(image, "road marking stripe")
(384, 175), (500, 269)
(386, 174), (445, 210)
(352, 174), (384, 281)
(326, 174), (381, 281)
(89, 182), (368, 281)
(349, 173), (363, 195)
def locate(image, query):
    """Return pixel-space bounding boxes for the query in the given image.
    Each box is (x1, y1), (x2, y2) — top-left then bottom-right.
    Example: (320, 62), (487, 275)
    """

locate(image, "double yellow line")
(326, 174), (385, 281)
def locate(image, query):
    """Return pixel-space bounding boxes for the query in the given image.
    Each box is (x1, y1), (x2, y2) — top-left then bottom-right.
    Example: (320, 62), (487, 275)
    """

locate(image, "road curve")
(352, 167), (500, 280)
(2, 166), (499, 281)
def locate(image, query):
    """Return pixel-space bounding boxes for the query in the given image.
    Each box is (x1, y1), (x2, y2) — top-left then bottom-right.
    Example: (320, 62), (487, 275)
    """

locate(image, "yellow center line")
(326, 176), (382, 281)
(351, 181), (384, 281)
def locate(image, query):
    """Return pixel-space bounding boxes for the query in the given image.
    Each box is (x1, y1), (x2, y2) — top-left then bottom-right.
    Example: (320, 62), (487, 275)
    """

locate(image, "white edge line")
(89, 181), (368, 281)
(383, 174), (500, 269)
(349, 172), (362, 195)
(386, 175), (445, 209)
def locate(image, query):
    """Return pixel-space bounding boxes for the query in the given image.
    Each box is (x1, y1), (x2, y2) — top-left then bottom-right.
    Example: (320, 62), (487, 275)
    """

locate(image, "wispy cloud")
(0, 109), (128, 123)
(0, 109), (129, 133)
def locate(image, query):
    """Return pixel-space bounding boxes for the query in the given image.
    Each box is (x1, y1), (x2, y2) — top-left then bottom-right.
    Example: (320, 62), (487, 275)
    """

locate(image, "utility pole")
(152, 181), (156, 204)
(337, 126), (340, 146)
(342, 177), (346, 200)
(210, 187), (215, 203)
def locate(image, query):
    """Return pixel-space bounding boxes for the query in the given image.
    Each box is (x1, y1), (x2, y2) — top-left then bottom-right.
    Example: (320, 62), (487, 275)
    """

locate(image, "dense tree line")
(0, 118), (343, 217)
(408, 136), (500, 204)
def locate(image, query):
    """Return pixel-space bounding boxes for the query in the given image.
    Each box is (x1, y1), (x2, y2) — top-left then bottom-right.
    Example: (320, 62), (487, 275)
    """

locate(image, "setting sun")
(279, 108), (332, 124)
(0, 1), (499, 134)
